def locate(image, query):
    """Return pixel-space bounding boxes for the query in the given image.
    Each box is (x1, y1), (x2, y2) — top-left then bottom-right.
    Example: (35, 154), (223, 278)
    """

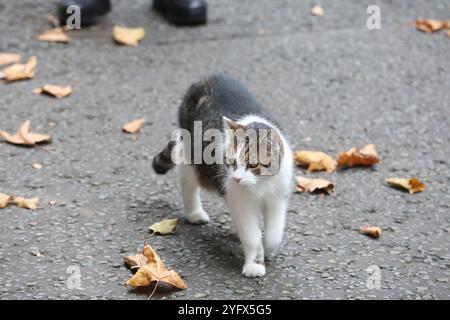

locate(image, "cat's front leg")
(262, 195), (288, 255)
(179, 164), (209, 224)
(226, 188), (265, 278)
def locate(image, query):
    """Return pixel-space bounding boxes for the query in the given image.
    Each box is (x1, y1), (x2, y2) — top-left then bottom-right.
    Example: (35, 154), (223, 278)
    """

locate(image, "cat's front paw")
(186, 210), (210, 225)
(242, 263), (265, 278)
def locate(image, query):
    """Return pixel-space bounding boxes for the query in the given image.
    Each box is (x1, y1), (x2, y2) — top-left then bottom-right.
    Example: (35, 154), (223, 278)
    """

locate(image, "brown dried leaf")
(0, 53), (21, 67)
(2, 56), (37, 82)
(386, 177), (425, 194)
(127, 244), (186, 290)
(123, 254), (148, 270)
(311, 5), (325, 16)
(0, 121), (51, 146)
(113, 26), (145, 47)
(13, 196), (39, 210)
(294, 151), (335, 173)
(360, 226), (381, 238)
(296, 176), (334, 194)
(416, 19), (446, 33)
(37, 27), (70, 43)
(0, 193), (13, 209)
(34, 84), (73, 98)
(123, 118), (144, 133)
(337, 144), (379, 168)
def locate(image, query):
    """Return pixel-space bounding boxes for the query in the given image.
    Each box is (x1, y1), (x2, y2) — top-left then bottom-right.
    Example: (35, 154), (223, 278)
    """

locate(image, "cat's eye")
(246, 163), (259, 170)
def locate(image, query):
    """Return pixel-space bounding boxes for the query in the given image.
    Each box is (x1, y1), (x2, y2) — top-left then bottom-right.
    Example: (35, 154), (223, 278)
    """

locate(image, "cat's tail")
(152, 141), (176, 175)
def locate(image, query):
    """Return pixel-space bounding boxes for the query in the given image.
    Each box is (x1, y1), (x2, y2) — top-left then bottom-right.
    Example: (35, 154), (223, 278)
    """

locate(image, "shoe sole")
(153, 4), (207, 26)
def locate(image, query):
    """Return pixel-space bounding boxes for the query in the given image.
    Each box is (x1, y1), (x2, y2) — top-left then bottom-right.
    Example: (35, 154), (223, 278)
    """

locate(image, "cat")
(153, 74), (293, 277)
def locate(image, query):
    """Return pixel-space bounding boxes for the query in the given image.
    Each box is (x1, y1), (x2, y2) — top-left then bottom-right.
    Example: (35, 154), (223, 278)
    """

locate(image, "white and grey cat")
(153, 74), (293, 277)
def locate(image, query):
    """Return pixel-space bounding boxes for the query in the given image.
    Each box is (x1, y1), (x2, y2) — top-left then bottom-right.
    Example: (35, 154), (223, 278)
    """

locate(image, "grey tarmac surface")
(0, 0), (449, 300)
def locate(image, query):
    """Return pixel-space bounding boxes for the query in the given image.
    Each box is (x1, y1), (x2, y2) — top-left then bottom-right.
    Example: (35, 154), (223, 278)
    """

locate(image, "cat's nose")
(233, 176), (242, 184)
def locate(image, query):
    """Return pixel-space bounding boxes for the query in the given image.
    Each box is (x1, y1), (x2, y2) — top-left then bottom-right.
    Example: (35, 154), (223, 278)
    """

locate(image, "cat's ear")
(223, 116), (241, 131)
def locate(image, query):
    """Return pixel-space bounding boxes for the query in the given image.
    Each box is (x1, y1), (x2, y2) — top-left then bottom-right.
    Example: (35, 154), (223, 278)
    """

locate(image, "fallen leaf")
(122, 118), (144, 133)
(37, 27), (70, 43)
(123, 254), (148, 270)
(360, 226), (381, 238)
(294, 151), (335, 173)
(386, 177), (425, 194)
(0, 193), (12, 209)
(0, 53), (21, 67)
(13, 196), (39, 210)
(311, 5), (325, 16)
(2, 56), (37, 82)
(416, 19), (446, 33)
(44, 13), (60, 27)
(0, 121), (51, 146)
(48, 200), (57, 206)
(127, 244), (186, 291)
(32, 163), (43, 169)
(148, 219), (179, 235)
(113, 26), (145, 47)
(296, 176), (334, 194)
(33, 84), (73, 98)
(337, 144), (379, 168)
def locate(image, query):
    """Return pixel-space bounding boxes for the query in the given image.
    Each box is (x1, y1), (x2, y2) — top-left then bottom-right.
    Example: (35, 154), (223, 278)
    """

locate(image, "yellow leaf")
(0, 121), (51, 146)
(360, 226), (381, 238)
(148, 219), (179, 235)
(294, 151), (335, 173)
(0, 193), (12, 209)
(113, 26), (145, 47)
(0, 53), (21, 67)
(296, 176), (334, 194)
(33, 84), (73, 98)
(36, 27), (70, 43)
(13, 196), (39, 210)
(337, 144), (379, 168)
(311, 5), (325, 16)
(31, 163), (43, 169)
(127, 244), (186, 290)
(122, 118), (145, 133)
(386, 177), (425, 194)
(2, 56), (37, 82)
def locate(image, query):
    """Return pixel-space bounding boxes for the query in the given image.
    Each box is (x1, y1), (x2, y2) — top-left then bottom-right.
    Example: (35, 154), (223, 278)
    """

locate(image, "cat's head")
(223, 116), (284, 186)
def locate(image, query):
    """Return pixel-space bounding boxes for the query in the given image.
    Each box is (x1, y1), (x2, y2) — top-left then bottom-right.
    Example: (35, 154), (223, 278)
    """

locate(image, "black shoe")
(153, 0), (207, 26)
(58, 0), (112, 27)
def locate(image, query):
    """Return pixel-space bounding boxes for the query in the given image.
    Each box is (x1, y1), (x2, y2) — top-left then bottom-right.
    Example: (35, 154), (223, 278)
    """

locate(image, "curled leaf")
(360, 226), (381, 238)
(294, 151), (335, 173)
(0, 193), (12, 209)
(2, 56), (37, 82)
(122, 118), (145, 133)
(337, 144), (379, 168)
(311, 5), (325, 16)
(127, 244), (186, 290)
(149, 219), (179, 235)
(0, 53), (21, 67)
(0, 121), (51, 146)
(386, 177), (425, 194)
(32, 163), (43, 169)
(416, 19), (446, 33)
(113, 26), (145, 47)
(13, 196), (39, 210)
(33, 84), (73, 98)
(36, 27), (70, 43)
(296, 176), (334, 194)
(123, 254), (148, 270)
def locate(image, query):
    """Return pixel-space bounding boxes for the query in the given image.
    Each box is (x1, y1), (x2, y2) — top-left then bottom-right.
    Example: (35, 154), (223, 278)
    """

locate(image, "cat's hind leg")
(226, 188), (265, 277)
(179, 164), (209, 224)
(262, 196), (287, 255)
